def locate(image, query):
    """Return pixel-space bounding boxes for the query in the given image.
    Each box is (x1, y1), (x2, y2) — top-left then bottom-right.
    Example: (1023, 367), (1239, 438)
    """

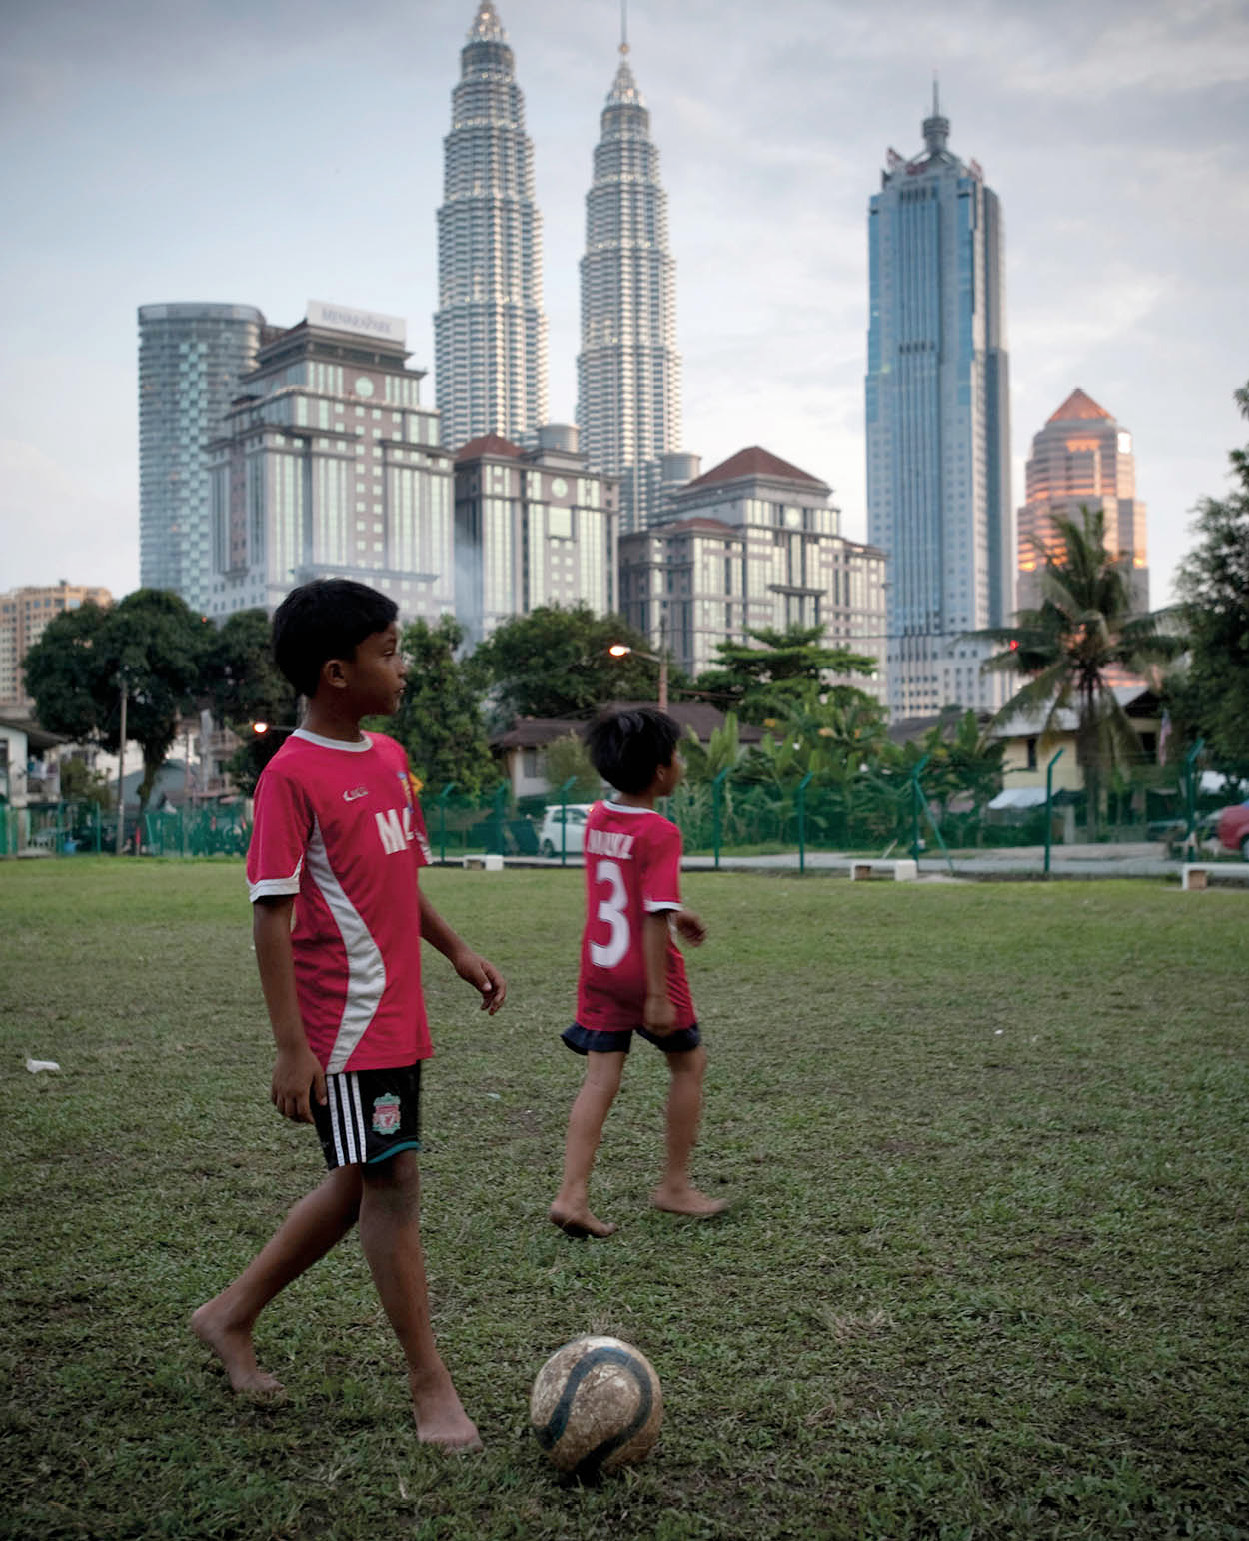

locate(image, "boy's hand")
(452, 947), (508, 1015)
(673, 909), (707, 947)
(271, 1044), (326, 1124)
(644, 992), (676, 1036)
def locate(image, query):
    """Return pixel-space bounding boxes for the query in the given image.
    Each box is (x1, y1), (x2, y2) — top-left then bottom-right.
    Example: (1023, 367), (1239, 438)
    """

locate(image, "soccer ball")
(530, 1335), (663, 1478)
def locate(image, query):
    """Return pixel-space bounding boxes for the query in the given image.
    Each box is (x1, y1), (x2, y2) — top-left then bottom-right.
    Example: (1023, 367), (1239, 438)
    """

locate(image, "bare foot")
(548, 1203), (619, 1239)
(191, 1301), (284, 1398)
(651, 1184), (728, 1218)
(409, 1367), (483, 1453)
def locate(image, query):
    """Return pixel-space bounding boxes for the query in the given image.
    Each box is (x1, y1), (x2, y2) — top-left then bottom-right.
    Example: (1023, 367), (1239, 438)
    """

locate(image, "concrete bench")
(1182, 862), (1249, 890)
(849, 858), (918, 882)
(462, 853), (505, 872)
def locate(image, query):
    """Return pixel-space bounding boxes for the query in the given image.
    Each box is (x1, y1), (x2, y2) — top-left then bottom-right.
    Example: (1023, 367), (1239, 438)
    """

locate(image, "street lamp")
(607, 642), (668, 712)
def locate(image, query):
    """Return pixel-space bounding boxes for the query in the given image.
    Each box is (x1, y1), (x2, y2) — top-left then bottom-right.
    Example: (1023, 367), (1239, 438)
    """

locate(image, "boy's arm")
(642, 911), (676, 1035)
(417, 887), (507, 1015)
(672, 908), (707, 946)
(253, 897), (326, 1123)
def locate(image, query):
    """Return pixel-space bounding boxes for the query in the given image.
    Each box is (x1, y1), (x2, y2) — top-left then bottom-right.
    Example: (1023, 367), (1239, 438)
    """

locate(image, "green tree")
(59, 756), (114, 811)
(1174, 381), (1249, 779)
(971, 506), (1183, 838)
(542, 732), (600, 800)
(385, 615), (499, 795)
(24, 589), (208, 817)
(694, 623), (878, 723)
(470, 603), (660, 721)
(203, 609), (300, 797)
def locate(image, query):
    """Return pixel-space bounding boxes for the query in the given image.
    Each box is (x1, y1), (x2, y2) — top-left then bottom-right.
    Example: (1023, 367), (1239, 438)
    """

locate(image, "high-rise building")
(1016, 388), (1149, 613)
(207, 302), (454, 624)
(621, 447), (886, 692)
(453, 424), (618, 645)
(865, 91), (1011, 717)
(0, 581), (113, 711)
(139, 303), (267, 613)
(577, 34), (681, 535)
(435, 1), (548, 452)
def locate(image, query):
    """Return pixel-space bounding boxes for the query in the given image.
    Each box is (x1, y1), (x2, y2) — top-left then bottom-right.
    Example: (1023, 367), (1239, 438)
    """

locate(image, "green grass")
(1, 859), (1247, 1540)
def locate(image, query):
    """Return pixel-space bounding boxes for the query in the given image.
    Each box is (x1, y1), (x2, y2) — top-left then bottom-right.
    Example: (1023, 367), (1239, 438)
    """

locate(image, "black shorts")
(311, 1062), (423, 1170)
(562, 1021), (702, 1056)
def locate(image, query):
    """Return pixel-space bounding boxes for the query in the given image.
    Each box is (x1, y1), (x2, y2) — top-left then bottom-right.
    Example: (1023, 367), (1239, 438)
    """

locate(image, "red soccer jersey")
(246, 729), (433, 1074)
(576, 801), (696, 1033)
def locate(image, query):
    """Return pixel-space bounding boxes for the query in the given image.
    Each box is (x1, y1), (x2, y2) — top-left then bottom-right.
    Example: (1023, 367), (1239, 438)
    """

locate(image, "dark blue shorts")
(562, 1021), (702, 1056)
(310, 1061), (423, 1170)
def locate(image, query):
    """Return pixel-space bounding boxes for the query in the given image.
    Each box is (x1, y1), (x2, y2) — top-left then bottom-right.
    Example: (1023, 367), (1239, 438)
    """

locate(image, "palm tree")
(971, 505), (1183, 839)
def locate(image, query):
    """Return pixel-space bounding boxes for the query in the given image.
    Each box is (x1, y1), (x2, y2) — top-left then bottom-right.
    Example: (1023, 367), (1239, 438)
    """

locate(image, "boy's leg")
(652, 1044), (726, 1217)
(192, 1164), (362, 1395)
(357, 1150), (482, 1452)
(550, 1049), (627, 1238)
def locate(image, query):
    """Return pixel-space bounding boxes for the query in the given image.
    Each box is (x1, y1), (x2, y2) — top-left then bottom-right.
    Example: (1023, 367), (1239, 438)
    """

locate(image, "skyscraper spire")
(577, 25), (681, 534)
(923, 74), (949, 154)
(469, 0), (505, 42)
(434, 2), (548, 450)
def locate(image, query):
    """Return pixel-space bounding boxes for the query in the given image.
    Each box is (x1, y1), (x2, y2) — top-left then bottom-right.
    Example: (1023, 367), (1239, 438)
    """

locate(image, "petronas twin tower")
(434, 1), (680, 533)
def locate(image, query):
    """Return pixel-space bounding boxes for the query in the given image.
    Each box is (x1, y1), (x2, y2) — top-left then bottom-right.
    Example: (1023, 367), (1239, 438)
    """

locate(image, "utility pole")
(115, 677), (127, 857)
(658, 609), (668, 713)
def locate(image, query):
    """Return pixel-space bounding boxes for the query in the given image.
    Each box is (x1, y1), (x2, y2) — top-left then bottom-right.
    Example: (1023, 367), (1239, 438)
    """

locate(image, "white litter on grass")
(485, 1092), (501, 1100)
(994, 1029), (1004, 1036)
(26, 1059), (61, 1073)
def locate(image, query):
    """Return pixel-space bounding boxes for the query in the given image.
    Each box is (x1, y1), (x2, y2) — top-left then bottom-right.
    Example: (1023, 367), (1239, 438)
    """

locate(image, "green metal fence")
(3, 755), (1238, 870)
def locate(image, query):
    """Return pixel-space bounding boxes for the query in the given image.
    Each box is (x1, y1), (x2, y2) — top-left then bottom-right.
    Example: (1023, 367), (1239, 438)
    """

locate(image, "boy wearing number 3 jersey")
(549, 707), (727, 1239)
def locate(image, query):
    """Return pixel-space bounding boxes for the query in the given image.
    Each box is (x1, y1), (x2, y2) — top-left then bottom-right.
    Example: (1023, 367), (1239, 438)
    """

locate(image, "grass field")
(2, 859), (1247, 1540)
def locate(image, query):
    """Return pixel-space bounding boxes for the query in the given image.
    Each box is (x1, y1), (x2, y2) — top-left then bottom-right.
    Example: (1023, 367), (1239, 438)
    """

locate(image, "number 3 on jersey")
(589, 858), (629, 968)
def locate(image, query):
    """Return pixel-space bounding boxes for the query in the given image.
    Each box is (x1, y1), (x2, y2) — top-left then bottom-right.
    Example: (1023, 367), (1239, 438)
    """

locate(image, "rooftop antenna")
(620, 0), (629, 55)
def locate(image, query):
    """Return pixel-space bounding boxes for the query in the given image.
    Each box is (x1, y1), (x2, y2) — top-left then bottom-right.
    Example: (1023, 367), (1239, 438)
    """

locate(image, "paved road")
(472, 843), (1249, 882)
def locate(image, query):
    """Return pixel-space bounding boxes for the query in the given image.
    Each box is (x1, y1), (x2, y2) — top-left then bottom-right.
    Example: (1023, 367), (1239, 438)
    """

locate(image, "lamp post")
(607, 615), (669, 711)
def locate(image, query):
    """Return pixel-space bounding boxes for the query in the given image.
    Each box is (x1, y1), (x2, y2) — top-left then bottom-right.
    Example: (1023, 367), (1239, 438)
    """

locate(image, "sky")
(1, 0), (1247, 611)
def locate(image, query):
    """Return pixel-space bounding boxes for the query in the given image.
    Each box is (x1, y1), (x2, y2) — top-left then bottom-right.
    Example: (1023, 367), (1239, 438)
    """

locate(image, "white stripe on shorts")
(330, 1073), (364, 1166)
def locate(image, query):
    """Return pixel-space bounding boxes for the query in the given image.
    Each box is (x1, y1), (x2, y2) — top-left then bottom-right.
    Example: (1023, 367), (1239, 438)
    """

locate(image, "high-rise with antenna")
(865, 87), (1012, 716)
(576, 6), (681, 534)
(435, 1), (548, 451)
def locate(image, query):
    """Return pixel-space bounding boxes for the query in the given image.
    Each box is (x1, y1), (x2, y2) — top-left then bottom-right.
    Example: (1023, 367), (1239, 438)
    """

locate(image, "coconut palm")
(971, 505), (1184, 838)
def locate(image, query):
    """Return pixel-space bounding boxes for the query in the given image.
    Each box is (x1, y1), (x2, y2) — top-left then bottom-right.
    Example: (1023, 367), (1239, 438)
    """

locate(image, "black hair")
(272, 579), (399, 698)
(584, 707), (681, 795)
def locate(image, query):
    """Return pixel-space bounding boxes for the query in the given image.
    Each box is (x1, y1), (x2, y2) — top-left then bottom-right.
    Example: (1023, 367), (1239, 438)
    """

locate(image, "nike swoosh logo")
(343, 787), (369, 802)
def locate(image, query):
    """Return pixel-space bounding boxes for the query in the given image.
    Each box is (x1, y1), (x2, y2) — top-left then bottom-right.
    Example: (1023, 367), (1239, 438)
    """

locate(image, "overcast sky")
(2, 0), (1246, 610)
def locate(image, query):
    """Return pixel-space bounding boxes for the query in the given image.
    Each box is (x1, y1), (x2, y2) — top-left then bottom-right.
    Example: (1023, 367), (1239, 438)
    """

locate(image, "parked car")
(1216, 800), (1249, 860)
(539, 803), (594, 858)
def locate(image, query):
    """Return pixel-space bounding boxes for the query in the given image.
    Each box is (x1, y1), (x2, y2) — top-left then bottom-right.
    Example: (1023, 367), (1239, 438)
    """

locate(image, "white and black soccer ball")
(530, 1335), (663, 1478)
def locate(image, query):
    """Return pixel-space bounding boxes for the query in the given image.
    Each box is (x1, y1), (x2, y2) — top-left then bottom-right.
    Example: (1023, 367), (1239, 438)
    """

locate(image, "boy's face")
(338, 623), (406, 716)
(654, 752), (682, 797)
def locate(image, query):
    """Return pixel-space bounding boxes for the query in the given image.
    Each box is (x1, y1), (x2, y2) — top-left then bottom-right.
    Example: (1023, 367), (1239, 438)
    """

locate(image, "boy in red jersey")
(549, 706), (726, 1239)
(193, 579), (505, 1452)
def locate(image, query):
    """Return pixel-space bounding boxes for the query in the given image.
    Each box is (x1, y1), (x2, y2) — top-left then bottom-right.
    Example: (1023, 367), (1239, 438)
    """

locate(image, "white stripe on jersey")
(304, 816), (388, 1074)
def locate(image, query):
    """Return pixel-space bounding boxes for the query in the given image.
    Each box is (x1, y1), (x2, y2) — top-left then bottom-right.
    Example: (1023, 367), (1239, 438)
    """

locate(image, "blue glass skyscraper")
(866, 92), (1011, 716)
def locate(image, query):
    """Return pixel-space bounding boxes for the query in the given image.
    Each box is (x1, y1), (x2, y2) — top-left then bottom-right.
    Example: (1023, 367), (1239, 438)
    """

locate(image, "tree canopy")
(384, 615), (500, 795)
(202, 609), (301, 796)
(23, 589), (208, 813)
(470, 603), (661, 722)
(1174, 381), (1249, 778)
(693, 623), (878, 723)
